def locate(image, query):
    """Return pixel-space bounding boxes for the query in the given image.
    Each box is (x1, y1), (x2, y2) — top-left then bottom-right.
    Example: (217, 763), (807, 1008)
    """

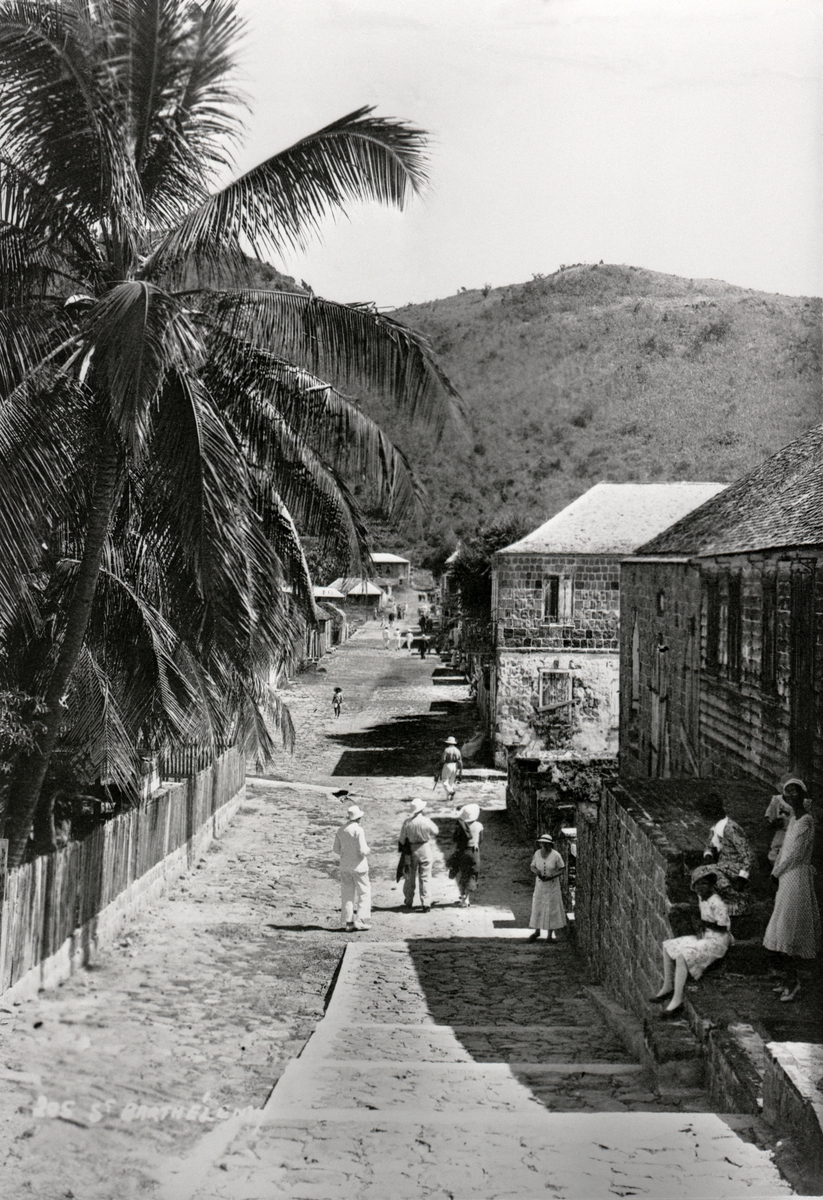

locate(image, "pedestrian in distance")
(650, 865), (732, 1017)
(418, 632), (429, 659)
(381, 625), (390, 650)
(332, 687), (343, 719)
(527, 834), (567, 942)
(398, 798), (439, 912)
(763, 777), (820, 1002)
(332, 804), (371, 932)
(434, 736), (462, 800)
(447, 803), (483, 906)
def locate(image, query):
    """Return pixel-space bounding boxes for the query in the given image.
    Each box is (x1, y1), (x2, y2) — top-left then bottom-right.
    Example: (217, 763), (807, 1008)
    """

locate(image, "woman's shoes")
(528, 930), (541, 942)
(659, 1003), (684, 1020)
(549, 931), (558, 941)
(779, 983), (801, 1003)
(648, 991), (674, 1003)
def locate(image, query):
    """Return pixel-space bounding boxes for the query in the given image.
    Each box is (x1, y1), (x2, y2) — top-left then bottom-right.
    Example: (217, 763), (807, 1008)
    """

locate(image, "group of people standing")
(651, 776), (820, 1015)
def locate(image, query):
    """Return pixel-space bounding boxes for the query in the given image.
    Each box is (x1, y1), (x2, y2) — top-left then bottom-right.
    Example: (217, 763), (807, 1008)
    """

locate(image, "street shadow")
(266, 923), (334, 932)
(327, 706), (477, 777)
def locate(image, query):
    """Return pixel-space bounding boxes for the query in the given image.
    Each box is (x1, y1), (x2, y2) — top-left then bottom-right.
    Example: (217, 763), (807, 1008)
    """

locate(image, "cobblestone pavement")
(0, 622), (795, 1198)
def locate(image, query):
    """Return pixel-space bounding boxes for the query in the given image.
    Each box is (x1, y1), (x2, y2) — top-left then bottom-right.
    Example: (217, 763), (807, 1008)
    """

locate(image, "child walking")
(332, 687), (343, 719)
(527, 834), (567, 942)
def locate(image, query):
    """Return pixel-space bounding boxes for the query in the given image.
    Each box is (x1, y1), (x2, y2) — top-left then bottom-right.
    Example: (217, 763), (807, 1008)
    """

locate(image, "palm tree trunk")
(3, 442), (120, 867)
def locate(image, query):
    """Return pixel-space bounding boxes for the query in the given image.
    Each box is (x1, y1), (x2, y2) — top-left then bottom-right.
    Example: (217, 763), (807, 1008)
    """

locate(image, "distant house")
(329, 577), (384, 606)
(370, 552), (411, 585)
(491, 482), (725, 763)
(621, 426), (823, 793)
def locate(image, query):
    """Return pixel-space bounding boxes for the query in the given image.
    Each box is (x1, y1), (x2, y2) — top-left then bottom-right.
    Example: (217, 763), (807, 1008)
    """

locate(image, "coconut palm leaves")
(0, 0), (460, 864)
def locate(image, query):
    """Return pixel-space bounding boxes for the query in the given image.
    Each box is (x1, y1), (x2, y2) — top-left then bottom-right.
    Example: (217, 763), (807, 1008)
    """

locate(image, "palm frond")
(144, 106), (428, 278)
(198, 288), (464, 434)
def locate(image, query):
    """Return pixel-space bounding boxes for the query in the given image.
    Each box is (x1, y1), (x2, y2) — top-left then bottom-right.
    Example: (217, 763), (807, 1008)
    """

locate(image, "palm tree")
(0, 0), (461, 866)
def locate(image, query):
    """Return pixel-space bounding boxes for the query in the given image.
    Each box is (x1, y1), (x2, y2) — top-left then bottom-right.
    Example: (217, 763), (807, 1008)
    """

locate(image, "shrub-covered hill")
(362, 263), (821, 562)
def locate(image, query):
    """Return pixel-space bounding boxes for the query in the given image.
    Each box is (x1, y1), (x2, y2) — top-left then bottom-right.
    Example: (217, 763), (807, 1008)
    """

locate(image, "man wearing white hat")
(398, 799), (440, 911)
(333, 804), (371, 931)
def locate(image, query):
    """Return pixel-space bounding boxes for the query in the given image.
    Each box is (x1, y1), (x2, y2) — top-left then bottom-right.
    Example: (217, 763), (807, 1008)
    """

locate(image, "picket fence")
(0, 748), (244, 997)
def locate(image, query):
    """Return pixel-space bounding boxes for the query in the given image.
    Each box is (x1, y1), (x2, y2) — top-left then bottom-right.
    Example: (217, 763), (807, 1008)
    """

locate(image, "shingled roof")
(497, 482), (726, 556)
(635, 425), (823, 557)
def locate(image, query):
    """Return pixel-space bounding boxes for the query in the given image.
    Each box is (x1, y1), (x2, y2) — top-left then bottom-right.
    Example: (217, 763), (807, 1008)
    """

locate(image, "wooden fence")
(0, 748), (244, 997)
(159, 740), (233, 780)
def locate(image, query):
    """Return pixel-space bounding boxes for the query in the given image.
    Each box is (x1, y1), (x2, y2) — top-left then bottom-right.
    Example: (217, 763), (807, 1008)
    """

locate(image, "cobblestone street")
(0, 621), (795, 1198)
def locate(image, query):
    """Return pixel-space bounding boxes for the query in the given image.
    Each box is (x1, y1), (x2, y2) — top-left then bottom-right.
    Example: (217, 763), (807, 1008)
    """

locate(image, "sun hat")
(445, 736), (458, 745)
(536, 833), (553, 844)
(781, 776), (808, 794)
(459, 804), (480, 823)
(347, 804), (364, 820)
(410, 798), (427, 814)
(690, 864), (719, 891)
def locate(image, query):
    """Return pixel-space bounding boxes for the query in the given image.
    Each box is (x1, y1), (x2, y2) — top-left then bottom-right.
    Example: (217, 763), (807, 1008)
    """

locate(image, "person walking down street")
(332, 687), (343, 719)
(435, 736), (463, 801)
(528, 834), (567, 942)
(418, 633), (429, 659)
(448, 803), (483, 906)
(403, 628), (414, 652)
(332, 805), (371, 932)
(399, 799), (439, 912)
(763, 778), (821, 1003)
(381, 625), (390, 651)
(700, 791), (754, 916)
(650, 865), (732, 1017)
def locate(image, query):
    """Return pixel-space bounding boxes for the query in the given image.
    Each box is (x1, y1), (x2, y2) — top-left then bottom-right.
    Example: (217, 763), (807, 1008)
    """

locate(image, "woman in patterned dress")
(699, 791), (754, 916)
(763, 778), (820, 1002)
(650, 865), (732, 1016)
(447, 803), (483, 907)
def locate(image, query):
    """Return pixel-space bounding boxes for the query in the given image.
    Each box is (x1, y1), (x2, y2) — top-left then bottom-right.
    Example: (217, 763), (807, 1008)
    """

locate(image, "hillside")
(360, 264), (821, 562)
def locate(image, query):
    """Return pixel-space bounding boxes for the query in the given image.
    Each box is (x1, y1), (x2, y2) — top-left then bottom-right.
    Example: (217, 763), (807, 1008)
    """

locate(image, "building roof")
(636, 425), (823, 558)
(313, 585), (346, 600)
(371, 552), (410, 565)
(330, 577), (384, 596)
(497, 482), (727, 556)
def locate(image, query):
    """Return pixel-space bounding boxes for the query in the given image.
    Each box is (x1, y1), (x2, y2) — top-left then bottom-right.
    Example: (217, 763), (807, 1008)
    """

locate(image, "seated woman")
(650, 865), (732, 1017)
(699, 791), (754, 916)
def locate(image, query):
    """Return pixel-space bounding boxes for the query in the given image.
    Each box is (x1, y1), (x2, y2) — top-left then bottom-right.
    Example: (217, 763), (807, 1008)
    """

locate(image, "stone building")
(620, 425), (823, 794)
(491, 482), (725, 763)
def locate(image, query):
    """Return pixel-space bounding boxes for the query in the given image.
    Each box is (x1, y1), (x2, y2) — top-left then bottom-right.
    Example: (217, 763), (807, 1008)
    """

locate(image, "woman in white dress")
(527, 834), (566, 942)
(436, 737), (463, 800)
(650, 865), (732, 1016)
(763, 778), (820, 1002)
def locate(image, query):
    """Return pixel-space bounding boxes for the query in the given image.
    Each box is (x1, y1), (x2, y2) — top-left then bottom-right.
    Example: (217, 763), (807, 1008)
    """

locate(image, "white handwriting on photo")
(32, 1092), (260, 1124)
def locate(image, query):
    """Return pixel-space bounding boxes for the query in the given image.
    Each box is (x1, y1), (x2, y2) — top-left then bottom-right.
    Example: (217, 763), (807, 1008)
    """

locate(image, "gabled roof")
(371, 552), (410, 565)
(330, 577), (384, 596)
(313, 585), (346, 600)
(497, 482), (727, 556)
(636, 425), (823, 557)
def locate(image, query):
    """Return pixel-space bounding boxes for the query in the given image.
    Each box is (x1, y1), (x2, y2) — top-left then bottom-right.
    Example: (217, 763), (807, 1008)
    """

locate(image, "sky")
(232, 0), (822, 309)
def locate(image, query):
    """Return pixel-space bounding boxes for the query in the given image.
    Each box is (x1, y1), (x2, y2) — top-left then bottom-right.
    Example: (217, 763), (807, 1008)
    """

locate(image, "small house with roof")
(370, 552), (411, 585)
(621, 426), (823, 794)
(491, 482), (725, 761)
(329, 577), (384, 607)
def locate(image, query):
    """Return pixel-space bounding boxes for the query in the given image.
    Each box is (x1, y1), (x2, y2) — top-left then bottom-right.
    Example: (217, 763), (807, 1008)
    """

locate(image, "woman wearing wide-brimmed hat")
(527, 834), (566, 942)
(434, 736), (463, 800)
(763, 777), (821, 1002)
(447, 803), (484, 907)
(650, 864), (732, 1016)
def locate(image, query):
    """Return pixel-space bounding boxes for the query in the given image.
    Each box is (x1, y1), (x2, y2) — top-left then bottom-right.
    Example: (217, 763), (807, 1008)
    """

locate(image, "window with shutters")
(543, 575), (573, 623)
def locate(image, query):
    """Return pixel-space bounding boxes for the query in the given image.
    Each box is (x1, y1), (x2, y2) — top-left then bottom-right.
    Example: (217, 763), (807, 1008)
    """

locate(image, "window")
(542, 575), (573, 622)
(727, 573), (742, 678)
(705, 576), (720, 668)
(539, 669), (573, 711)
(761, 572), (777, 690)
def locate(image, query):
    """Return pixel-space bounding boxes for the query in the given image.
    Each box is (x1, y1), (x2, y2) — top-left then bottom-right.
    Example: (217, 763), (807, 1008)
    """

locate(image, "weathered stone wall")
(575, 783), (681, 1017)
(496, 649), (619, 757)
(621, 550), (823, 798)
(507, 754), (617, 842)
(494, 552), (620, 650)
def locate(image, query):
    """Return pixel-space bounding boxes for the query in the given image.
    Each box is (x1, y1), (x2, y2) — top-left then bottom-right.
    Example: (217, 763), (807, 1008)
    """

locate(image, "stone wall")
(507, 754), (617, 842)
(496, 648), (619, 758)
(494, 552), (620, 650)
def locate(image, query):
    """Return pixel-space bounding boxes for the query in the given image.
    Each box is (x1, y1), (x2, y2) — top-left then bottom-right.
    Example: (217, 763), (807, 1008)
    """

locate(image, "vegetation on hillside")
(363, 264), (821, 563)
